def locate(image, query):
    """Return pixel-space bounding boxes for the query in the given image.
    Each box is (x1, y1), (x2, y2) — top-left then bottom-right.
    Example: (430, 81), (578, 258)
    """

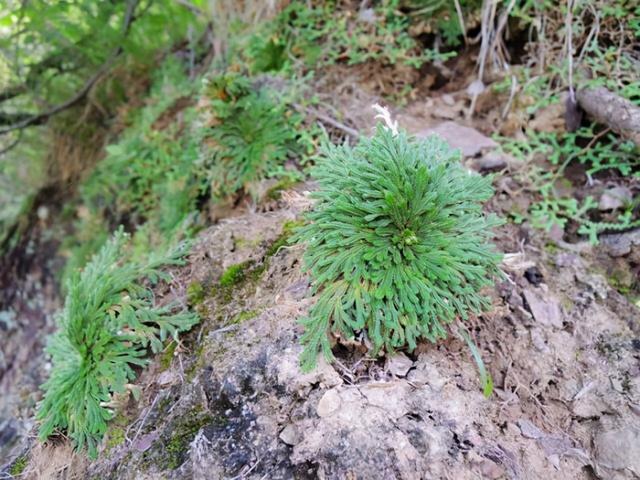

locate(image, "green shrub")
(201, 72), (304, 199)
(37, 228), (199, 458)
(294, 126), (502, 370)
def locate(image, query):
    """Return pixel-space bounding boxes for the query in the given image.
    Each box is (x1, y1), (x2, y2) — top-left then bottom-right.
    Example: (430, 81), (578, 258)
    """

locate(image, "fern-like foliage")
(294, 126), (503, 370)
(37, 228), (199, 458)
(203, 72), (301, 199)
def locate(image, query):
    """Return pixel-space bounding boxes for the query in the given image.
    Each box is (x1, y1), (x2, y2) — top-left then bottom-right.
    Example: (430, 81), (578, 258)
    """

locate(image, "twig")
(129, 393), (159, 445)
(0, 0), (140, 136)
(294, 103), (360, 139)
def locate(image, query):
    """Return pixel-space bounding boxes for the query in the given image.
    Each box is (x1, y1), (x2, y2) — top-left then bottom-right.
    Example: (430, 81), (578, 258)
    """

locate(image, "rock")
(575, 272), (609, 300)
(157, 370), (177, 386)
(474, 151), (508, 171)
(600, 229), (640, 257)
(279, 424), (302, 446)
(317, 389), (341, 418)
(357, 8), (376, 23)
(479, 459), (505, 479)
(595, 427), (640, 475)
(523, 288), (564, 328)
(133, 431), (159, 452)
(385, 352), (414, 377)
(517, 419), (544, 439)
(467, 79), (485, 97)
(276, 348), (343, 395)
(598, 187), (632, 211)
(406, 355), (447, 390)
(432, 105), (460, 120)
(415, 121), (498, 157)
(441, 94), (456, 106)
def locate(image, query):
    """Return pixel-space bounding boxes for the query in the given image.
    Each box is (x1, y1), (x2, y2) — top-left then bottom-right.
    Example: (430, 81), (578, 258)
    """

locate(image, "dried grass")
(21, 442), (88, 480)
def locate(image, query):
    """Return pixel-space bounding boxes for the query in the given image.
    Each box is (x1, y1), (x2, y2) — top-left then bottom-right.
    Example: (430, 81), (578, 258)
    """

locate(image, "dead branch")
(0, 0), (140, 136)
(576, 86), (640, 147)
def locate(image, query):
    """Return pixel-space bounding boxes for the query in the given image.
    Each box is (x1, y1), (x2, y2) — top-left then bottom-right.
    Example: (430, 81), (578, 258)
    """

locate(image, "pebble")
(595, 427), (640, 474)
(279, 424), (302, 446)
(317, 389), (341, 417)
(386, 352), (414, 377)
(598, 186), (632, 211)
(416, 121), (498, 157)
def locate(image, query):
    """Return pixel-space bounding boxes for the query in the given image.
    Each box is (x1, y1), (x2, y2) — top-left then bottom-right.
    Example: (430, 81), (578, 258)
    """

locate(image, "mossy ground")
(162, 408), (214, 470)
(159, 341), (178, 371)
(9, 455), (28, 476)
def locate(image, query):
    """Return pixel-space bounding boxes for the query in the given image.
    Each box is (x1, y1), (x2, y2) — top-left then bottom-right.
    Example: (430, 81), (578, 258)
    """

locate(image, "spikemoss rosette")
(295, 126), (503, 370)
(37, 229), (199, 457)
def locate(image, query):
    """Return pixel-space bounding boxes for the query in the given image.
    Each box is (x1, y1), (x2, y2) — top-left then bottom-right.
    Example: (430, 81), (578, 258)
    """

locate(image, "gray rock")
(474, 151), (508, 171)
(415, 121), (498, 157)
(600, 229), (640, 257)
(279, 424), (302, 446)
(598, 187), (632, 211)
(595, 427), (640, 475)
(385, 352), (414, 377)
(517, 419), (544, 439)
(523, 288), (564, 328)
(317, 389), (341, 418)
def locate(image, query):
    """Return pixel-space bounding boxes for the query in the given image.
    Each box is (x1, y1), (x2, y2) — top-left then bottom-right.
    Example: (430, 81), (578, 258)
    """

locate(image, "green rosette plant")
(295, 124), (503, 371)
(37, 228), (199, 457)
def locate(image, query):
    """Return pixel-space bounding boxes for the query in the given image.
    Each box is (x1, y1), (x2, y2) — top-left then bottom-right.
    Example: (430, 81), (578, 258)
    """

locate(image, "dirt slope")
(56, 186), (638, 480)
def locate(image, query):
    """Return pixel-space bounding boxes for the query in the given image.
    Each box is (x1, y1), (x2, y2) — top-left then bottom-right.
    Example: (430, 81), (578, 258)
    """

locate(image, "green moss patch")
(9, 455), (28, 476)
(187, 281), (205, 305)
(163, 409), (214, 470)
(266, 178), (299, 200)
(266, 219), (304, 258)
(159, 341), (177, 371)
(219, 263), (248, 288)
(230, 309), (260, 324)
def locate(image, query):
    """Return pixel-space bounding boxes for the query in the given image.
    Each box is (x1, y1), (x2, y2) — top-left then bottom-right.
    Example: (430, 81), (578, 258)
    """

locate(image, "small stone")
(598, 187), (632, 211)
(467, 79), (485, 96)
(595, 427), (640, 474)
(386, 352), (414, 377)
(317, 389), (341, 417)
(279, 424), (302, 446)
(474, 151), (508, 171)
(157, 370), (177, 386)
(517, 419), (544, 439)
(600, 229), (640, 257)
(523, 288), (564, 328)
(357, 8), (376, 23)
(133, 431), (159, 452)
(416, 121), (498, 157)
(441, 94), (456, 106)
(479, 459), (505, 479)
(407, 358), (447, 390)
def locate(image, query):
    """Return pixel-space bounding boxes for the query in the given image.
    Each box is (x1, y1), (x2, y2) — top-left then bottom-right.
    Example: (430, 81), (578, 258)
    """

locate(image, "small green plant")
(37, 228), (199, 458)
(202, 72), (304, 199)
(499, 126), (640, 242)
(294, 124), (502, 370)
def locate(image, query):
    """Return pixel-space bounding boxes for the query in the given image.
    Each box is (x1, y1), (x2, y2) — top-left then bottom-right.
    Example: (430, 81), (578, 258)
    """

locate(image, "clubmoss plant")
(37, 228), (199, 458)
(202, 72), (303, 199)
(294, 123), (503, 371)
